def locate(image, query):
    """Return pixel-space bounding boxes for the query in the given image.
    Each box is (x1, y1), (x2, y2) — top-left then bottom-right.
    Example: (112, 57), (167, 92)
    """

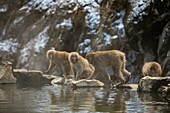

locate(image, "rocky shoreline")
(0, 62), (169, 100)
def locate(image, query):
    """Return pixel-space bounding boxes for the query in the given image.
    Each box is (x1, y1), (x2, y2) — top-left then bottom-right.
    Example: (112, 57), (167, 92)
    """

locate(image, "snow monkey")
(85, 50), (131, 86)
(142, 62), (162, 77)
(44, 50), (71, 77)
(68, 52), (95, 80)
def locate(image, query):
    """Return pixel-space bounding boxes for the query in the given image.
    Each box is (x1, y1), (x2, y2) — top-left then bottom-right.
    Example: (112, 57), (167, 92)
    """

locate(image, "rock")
(137, 76), (170, 92)
(51, 76), (66, 85)
(71, 79), (104, 88)
(13, 69), (53, 87)
(0, 61), (16, 84)
(116, 84), (138, 90)
(157, 21), (170, 62)
(51, 77), (104, 88)
(158, 84), (170, 100)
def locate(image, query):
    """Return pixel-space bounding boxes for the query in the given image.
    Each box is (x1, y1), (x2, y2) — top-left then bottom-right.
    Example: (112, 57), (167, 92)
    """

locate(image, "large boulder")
(0, 61), (16, 83)
(13, 69), (53, 87)
(137, 76), (170, 92)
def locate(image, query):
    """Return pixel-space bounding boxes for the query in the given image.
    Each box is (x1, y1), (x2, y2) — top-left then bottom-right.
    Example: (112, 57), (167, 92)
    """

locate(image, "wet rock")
(51, 77), (104, 88)
(160, 84), (170, 100)
(0, 61), (16, 83)
(13, 69), (53, 87)
(116, 84), (138, 90)
(51, 76), (67, 85)
(137, 76), (170, 92)
(71, 79), (104, 88)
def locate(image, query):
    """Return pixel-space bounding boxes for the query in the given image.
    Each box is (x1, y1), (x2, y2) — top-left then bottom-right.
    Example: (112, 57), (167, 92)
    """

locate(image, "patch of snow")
(79, 50), (83, 54)
(103, 33), (118, 45)
(84, 46), (91, 53)
(84, 39), (91, 45)
(20, 0), (59, 14)
(84, 1), (100, 29)
(50, 47), (55, 50)
(20, 26), (50, 63)
(19, 5), (28, 11)
(56, 18), (72, 29)
(0, 38), (18, 53)
(79, 43), (84, 50)
(0, 5), (8, 12)
(78, 39), (92, 53)
(13, 16), (24, 25)
(115, 10), (125, 30)
(127, 0), (150, 23)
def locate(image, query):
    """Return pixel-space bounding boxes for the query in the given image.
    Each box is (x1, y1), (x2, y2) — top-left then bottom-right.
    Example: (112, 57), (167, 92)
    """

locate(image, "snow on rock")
(20, 26), (50, 63)
(115, 10), (125, 30)
(13, 16), (24, 25)
(127, 0), (150, 23)
(0, 5), (8, 12)
(79, 39), (92, 54)
(103, 33), (118, 45)
(84, 39), (91, 45)
(84, 46), (91, 53)
(56, 18), (72, 29)
(20, 0), (59, 14)
(0, 38), (18, 53)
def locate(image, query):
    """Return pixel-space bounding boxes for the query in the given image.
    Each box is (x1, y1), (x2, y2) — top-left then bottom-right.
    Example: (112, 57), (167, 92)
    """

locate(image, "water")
(0, 84), (169, 113)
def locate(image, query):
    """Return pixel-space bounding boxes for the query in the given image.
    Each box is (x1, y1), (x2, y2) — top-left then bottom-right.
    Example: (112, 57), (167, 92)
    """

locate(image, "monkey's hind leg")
(114, 70), (125, 86)
(122, 69), (131, 84)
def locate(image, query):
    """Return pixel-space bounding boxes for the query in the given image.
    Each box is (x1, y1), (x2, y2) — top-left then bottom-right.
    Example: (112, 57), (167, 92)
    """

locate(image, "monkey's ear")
(87, 54), (93, 63)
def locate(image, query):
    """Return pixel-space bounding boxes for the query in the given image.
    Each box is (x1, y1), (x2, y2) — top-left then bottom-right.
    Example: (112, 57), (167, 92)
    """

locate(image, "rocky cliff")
(0, 0), (169, 83)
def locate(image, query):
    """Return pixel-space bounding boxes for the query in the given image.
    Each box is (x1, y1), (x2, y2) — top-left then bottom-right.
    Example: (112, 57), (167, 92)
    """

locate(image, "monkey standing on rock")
(44, 50), (71, 78)
(142, 62), (162, 77)
(68, 52), (95, 80)
(85, 50), (131, 86)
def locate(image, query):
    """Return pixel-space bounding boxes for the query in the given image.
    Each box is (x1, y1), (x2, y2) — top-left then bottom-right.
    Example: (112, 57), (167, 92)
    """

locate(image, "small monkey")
(68, 52), (95, 80)
(44, 50), (71, 77)
(142, 62), (162, 77)
(85, 50), (131, 86)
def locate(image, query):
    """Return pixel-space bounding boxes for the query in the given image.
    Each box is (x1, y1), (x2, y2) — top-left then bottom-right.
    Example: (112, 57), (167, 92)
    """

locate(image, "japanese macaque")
(68, 52), (95, 80)
(142, 62), (162, 77)
(44, 50), (71, 77)
(85, 50), (131, 86)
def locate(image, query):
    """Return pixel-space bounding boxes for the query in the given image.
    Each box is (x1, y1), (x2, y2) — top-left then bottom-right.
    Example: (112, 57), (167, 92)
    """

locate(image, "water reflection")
(0, 84), (169, 113)
(94, 89), (130, 112)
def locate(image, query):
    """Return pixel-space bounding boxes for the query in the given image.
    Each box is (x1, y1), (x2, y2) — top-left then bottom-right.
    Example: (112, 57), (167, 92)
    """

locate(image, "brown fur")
(44, 50), (71, 76)
(68, 52), (95, 80)
(85, 50), (131, 86)
(142, 62), (162, 77)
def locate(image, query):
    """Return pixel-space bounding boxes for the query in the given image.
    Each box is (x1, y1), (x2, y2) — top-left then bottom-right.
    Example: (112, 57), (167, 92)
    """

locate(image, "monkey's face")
(48, 53), (53, 59)
(71, 55), (77, 63)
